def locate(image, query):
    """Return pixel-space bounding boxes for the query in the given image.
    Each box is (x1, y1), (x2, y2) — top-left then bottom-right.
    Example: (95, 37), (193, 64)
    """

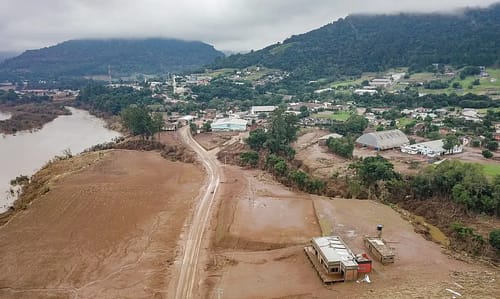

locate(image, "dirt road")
(173, 126), (221, 299)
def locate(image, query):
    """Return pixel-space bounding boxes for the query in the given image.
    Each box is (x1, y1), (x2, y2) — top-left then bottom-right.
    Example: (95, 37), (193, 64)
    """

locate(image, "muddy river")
(0, 107), (121, 212)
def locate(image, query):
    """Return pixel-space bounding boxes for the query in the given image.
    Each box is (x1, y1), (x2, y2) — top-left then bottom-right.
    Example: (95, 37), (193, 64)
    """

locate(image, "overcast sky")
(0, 0), (498, 53)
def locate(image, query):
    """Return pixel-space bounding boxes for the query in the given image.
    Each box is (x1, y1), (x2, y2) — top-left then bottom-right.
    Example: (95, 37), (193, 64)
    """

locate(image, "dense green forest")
(76, 84), (162, 115)
(213, 4), (500, 82)
(0, 39), (224, 80)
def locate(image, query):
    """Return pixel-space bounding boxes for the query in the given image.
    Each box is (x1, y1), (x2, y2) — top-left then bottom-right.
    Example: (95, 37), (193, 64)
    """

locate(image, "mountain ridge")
(212, 4), (500, 81)
(0, 38), (224, 80)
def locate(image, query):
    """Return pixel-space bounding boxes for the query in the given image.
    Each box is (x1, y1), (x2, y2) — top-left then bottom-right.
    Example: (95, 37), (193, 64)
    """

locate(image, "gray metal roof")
(319, 133), (343, 140)
(356, 129), (409, 150)
(312, 236), (357, 265)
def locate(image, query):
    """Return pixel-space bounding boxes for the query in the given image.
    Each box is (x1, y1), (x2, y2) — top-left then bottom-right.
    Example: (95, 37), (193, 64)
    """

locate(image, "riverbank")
(0, 149), (204, 298)
(0, 107), (121, 213)
(0, 102), (71, 134)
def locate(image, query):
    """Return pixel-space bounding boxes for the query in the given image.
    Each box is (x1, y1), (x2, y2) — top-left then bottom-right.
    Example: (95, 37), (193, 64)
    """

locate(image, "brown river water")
(0, 107), (121, 212)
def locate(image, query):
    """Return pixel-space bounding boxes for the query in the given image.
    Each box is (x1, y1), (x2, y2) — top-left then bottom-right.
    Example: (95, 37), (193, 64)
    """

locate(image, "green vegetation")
(350, 155), (400, 188)
(76, 84), (162, 115)
(412, 160), (499, 216)
(326, 137), (354, 158)
(330, 114), (369, 135)
(482, 164), (500, 177)
(312, 111), (352, 121)
(245, 109), (299, 159)
(451, 222), (486, 255)
(0, 38), (224, 80)
(121, 106), (163, 139)
(240, 151), (259, 167)
(490, 229), (500, 250)
(213, 5), (500, 84)
(482, 150), (494, 159)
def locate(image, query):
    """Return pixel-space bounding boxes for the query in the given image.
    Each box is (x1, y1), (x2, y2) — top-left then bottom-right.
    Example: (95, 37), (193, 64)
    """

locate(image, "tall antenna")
(172, 74), (177, 94)
(108, 65), (112, 83)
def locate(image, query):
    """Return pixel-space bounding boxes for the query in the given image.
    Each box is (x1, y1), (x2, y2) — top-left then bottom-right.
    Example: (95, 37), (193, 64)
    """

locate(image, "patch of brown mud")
(0, 150), (204, 298)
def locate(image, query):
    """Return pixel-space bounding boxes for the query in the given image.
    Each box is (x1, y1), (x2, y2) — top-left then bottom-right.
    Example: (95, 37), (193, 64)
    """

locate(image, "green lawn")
(313, 111), (352, 121)
(397, 117), (415, 128)
(482, 163), (500, 178)
(415, 68), (500, 96)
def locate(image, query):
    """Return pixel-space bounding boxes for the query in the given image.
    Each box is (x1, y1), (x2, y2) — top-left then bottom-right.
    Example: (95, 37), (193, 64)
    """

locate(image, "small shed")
(364, 237), (395, 264)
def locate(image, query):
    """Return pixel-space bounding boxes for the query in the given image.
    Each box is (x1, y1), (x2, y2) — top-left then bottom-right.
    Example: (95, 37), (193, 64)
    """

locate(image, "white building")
(250, 106), (277, 115)
(401, 139), (462, 157)
(211, 118), (248, 132)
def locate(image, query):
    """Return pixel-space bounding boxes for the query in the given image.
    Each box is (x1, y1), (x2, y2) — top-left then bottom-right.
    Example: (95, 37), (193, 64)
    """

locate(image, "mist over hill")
(213, 4), (500, 81)
(0, 38), (224, 80)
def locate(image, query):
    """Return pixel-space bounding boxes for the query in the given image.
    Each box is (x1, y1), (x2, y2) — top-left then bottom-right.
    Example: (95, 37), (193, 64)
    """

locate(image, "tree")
(246, 128), (268, 151)
(265, 109), (299, 159)
(442, 134), (460, 154)
(202, 120), (212, 132)
(482, 150), (493, 158)
(351, 155), (398, 187)
(486, 140), (498, 151)
(327, 137), (354, 158)
(240, 151), (259, 167)
(121, 106), (158, 139)
(299, 105), (309, 118)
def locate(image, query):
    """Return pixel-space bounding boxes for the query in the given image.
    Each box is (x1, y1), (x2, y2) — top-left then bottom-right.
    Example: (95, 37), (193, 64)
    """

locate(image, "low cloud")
(0, 0), (497, 52)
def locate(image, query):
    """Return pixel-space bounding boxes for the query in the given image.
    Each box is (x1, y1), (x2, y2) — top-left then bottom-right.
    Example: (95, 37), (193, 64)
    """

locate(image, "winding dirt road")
(174, 126), (221, 299)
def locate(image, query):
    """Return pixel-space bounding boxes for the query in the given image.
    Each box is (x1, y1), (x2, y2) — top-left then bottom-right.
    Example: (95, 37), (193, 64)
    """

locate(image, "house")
(250, 106), (277, 115)
(304, 236), (360, 283)
(178, 115), (196, 126)
(356, 129), (409, 150)
(211, 118), (248, 132)
(354, 89), (377, 95)
(369, 78), (392, 88)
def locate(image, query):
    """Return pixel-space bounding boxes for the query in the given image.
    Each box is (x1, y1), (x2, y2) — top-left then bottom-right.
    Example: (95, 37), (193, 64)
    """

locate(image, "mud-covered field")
(0, 150), (203, 298)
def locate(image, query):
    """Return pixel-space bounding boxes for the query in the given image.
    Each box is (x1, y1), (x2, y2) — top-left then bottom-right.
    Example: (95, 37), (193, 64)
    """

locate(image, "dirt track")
(0, 150), (203, 298)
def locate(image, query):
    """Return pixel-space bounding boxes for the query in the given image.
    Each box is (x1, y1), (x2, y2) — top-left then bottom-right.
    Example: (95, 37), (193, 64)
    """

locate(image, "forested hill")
(0, 38), (224, 80)
(213, 4), (500, 81)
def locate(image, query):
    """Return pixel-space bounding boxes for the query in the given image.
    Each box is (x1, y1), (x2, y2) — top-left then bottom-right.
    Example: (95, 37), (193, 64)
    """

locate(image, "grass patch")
(482, 163), (500, 177)
(313, 111), (352, 121)
(397, 117), (415, 128)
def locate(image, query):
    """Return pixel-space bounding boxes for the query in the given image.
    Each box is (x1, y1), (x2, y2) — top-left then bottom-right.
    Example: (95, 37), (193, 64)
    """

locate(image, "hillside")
(213, 4), (500, 81)
(0, 38), (224, 80)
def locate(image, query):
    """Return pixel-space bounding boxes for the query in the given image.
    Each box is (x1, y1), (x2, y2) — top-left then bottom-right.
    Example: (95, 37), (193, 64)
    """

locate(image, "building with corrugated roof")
(211, 118), (248, 132)
(356, 129), (409, 150)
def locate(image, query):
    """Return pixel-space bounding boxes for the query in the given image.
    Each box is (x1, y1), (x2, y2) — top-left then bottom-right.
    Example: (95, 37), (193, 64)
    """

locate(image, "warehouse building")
(211, 118), (248, 132)
(356, 129), (409, 150)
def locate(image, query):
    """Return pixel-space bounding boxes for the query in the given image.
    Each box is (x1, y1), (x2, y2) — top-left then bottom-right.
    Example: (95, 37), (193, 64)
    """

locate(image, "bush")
(490, 229), (500, 250)
(482, 150), (493, 158)
(486, 140), (498, 151)
(240, 151), (259, 167)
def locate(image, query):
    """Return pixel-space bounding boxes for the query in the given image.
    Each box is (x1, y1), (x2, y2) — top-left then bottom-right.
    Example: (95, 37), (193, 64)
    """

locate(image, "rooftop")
(312, 236), (357, 266)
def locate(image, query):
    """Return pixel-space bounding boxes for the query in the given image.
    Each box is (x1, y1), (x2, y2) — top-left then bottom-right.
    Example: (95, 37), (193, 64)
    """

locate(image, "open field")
(312, 110), (352, 121)
(0, 150), (204, 298)
(482, 163), (500, 177)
